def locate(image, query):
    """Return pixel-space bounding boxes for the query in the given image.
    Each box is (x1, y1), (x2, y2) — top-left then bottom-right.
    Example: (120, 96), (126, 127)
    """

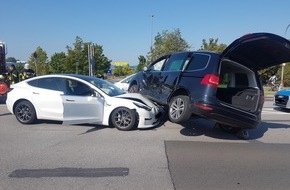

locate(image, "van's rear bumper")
(192, 102), (261, 129)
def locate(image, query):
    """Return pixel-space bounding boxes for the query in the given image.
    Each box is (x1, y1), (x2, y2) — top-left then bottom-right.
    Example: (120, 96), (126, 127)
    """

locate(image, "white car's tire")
(110, 107), (137, 131)
(14, 100), (37, 124)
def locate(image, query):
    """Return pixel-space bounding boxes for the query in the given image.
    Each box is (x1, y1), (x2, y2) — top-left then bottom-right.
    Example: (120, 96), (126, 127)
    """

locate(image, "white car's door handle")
(66, 99), (75, 102)
(33, 92), (39, 95)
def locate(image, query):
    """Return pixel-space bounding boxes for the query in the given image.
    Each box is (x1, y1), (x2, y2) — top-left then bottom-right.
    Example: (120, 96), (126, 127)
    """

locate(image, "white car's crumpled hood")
(114, 93), (157, 108)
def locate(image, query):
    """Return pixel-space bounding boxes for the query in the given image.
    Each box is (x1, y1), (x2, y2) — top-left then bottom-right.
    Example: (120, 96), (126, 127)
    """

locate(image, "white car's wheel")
(14, 100), (37, 124)
(110, 107), (137, 131)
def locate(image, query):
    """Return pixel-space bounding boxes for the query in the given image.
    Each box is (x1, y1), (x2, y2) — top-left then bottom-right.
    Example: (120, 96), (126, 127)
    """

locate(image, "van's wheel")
(168, 95), (192, 123)
(14, 100), (37, 124)
(110, 107), (137, 131)
(217, 124), (241, 134)
(128, 84), (138, 93)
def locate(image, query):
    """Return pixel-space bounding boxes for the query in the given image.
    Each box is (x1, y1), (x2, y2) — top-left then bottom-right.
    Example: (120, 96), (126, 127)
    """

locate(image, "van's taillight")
(195, 104), (213, 111)
(261, 95), (265, 107)
(201, 74), (220, 87)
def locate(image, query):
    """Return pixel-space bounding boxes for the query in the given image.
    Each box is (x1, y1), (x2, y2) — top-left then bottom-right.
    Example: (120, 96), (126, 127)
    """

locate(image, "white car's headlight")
(133, 102), (152, 111)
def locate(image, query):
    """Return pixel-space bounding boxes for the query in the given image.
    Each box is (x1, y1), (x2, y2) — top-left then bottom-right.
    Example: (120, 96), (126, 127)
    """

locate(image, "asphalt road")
(0, 97), (290, 190)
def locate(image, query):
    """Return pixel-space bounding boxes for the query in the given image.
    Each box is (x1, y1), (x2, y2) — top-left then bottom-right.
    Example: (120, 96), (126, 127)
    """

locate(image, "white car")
(6, 74), (161, 131)
(114, 73), (136, 91)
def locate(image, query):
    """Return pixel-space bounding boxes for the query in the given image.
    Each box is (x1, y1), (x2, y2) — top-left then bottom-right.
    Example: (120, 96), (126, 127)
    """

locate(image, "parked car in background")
(114, 73), (136, 91)
(6, 74), (160, 131)
(274, 89), (290, 109)
(128, 33), (290, 133)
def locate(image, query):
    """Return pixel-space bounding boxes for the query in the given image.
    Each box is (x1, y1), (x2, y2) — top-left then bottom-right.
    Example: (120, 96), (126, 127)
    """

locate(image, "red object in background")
(0, 82), (8, 95)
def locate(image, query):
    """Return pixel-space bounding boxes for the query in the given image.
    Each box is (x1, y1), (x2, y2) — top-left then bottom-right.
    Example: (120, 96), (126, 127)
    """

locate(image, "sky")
(1, 0), (290, 66)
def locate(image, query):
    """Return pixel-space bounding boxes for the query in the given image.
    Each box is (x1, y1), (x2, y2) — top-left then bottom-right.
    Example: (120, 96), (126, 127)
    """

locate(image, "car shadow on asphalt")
(179, 118), (290, 140)
(249, 121), (290, 139)
(0, 112), (12, 117)
(33, 120), (109, 134)
(179, 118), (242, 140)
(273, 107), (290, 113)
(79, 124), (110, 135)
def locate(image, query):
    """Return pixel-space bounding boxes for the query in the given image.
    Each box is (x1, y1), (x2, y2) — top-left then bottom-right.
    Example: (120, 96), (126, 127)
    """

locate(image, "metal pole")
(88, 44), (91, 76)
(34, 60), (37, 76)
(150, 15), (154, 53)
(285, 24), (290, 36)
(92, 44), (94, 76)
(279, 63), (286, 90)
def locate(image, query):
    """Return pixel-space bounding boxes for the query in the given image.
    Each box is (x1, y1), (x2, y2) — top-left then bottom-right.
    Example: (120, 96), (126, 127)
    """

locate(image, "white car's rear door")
(30, 88), (64, 120)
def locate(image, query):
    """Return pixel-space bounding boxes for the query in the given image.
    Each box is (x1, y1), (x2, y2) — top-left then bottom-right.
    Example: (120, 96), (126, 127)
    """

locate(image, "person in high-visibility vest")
(7, 64), (19, 85)
(20, 63), (35, 81)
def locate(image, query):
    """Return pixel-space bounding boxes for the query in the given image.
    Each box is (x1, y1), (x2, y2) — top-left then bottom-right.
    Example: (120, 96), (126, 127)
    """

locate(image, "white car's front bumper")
(136, 106), (162, 129)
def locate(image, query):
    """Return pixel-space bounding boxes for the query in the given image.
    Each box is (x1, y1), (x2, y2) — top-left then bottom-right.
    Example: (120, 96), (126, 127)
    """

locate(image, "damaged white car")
(6, 74), (161, 131)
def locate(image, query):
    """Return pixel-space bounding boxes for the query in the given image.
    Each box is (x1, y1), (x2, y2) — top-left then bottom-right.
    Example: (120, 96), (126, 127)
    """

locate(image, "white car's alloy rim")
(113, 109), (132, 128)
(16, 104), (32, 122)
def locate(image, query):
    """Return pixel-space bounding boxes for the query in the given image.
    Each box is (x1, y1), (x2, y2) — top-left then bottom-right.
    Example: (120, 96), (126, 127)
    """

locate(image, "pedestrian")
(7, 64), (19, 85)
(20, 63), (35, 80)
(268, 74), (278, 87)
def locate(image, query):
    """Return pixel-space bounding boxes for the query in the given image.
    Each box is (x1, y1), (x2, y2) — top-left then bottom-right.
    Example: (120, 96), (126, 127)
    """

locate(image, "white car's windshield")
(79, 76), (125, 96)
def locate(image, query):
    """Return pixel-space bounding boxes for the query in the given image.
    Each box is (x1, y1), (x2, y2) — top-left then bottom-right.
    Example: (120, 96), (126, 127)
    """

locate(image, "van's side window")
(151, 59), (167, 71)
(186, 54), (210, 71)
(163, 52), (190, 71)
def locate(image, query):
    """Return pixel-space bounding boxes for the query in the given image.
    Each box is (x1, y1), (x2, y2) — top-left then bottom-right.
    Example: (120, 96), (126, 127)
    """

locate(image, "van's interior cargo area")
(216, 59), (260, 113)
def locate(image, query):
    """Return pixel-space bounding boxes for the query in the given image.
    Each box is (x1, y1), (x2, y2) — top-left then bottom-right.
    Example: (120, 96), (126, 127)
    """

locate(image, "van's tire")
(128, 84), (138, 93)
(168, 95), (192, 123)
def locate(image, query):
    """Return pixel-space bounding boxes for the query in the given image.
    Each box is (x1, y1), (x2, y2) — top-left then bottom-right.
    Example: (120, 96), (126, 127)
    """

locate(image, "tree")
(123, 64), (134, 75)
(283, 63), (290, 86)
(136, 55), (146, 71)
(200, 38), (227, 53)
(6, 57), (17, 62)
(92, 44), (111, 76)
(28, 46), (49, 76)
(49, 52), (66, 74)
(63, 36), (85, 74)
(148, 28), (190, 62)
(277, 63), (290, 87)
(64, 36), (111, 75)
(258, 66), (280, 85)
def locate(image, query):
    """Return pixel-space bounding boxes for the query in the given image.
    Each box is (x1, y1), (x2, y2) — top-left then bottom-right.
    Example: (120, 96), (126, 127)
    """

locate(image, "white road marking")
(262, 108), (290, 114)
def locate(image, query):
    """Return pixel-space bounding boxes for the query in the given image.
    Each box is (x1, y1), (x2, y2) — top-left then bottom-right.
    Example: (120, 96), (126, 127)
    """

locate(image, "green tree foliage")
(258, 66), (280, 85)
(200, 38), (227, 53)
(136, 55), (146, 71)
(113, 65), (134, 76)
(148, 28), (190, 62)
(277, 63), (290, 87)
(113, 66), (123, 76)
(93, 44), (111, 75)
(283, 63), (290, 86)
(6, 57), (17, 62)
(50, 52), (66, 73)
(28, 46), (49, 76)
(123, 64), (134, 75)
(64, 36), (111, 75)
